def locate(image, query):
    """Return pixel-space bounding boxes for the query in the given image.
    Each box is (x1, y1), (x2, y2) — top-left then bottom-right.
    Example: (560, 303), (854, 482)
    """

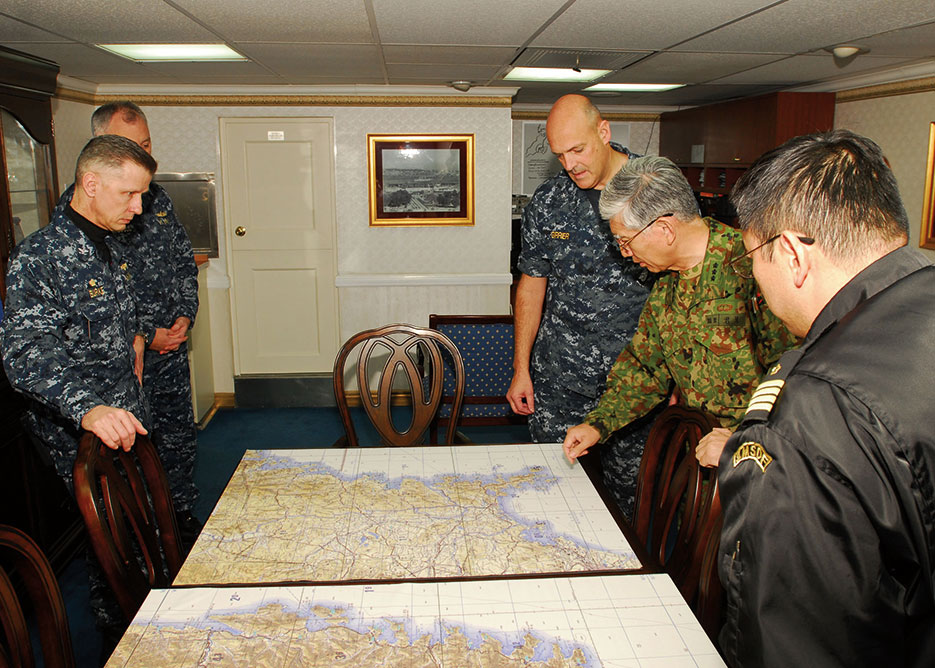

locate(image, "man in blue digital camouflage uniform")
(57, 102), (201, 539)
(1, 135), (156, 649)
(507, 94), (654, 518)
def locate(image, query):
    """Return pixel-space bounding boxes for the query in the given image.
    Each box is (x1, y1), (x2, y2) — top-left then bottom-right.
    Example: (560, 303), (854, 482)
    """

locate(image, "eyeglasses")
(613, 213), (673, 254)
(728, 234), (815, 279)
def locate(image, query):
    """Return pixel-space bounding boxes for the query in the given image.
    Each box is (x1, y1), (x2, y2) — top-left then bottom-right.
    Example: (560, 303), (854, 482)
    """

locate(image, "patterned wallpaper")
(510, 117), (661, 195)
(835, 90), (935, 260)
(49, 93), (930, 388)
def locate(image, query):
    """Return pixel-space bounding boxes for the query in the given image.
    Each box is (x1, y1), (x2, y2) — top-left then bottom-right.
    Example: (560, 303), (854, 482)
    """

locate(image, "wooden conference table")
(106, 443), (725, 667)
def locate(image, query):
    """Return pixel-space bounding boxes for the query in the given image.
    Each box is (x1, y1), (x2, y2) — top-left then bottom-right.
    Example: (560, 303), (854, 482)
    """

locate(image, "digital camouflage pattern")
(518, 143), (655, 518)
(586, 218), (798, 440)
(0, 208), (147, 484)
(59, 183), (200, 512)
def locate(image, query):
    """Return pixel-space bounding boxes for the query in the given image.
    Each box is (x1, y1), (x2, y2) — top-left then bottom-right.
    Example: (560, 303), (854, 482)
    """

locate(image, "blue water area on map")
(144, 595), (599, 666)
(243, 451), (627, 558)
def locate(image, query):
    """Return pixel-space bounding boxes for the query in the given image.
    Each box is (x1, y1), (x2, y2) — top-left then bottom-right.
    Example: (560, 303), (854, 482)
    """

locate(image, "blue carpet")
(61, 406), (530, 667)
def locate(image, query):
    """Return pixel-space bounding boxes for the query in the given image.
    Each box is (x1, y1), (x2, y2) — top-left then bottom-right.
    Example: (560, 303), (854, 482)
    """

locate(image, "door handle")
(235, 226), (246, 237)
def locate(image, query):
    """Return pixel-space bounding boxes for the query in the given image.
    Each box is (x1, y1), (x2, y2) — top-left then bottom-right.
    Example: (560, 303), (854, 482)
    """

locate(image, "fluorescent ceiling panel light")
(504, 67), (611, 82)
(97, 44), (246, 61)
(584, 83), (685, 92)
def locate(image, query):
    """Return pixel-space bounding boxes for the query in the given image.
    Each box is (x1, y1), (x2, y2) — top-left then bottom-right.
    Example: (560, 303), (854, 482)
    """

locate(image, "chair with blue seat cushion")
(428, 314), (526, 443)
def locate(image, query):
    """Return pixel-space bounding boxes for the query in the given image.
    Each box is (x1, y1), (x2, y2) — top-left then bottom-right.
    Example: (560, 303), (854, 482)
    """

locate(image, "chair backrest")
(333, 323), (465, 447)
(632, 405), (723, 635)
(427, 314), (525, 434)
(73, 433), (183, 622)
(0, 524), (75, 668)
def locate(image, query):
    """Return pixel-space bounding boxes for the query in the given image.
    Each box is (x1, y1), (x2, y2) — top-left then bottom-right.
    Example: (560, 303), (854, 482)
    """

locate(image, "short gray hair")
(75, 134), (157, 183)
(91, 101), (148, 136)
(599, 156), (700, 230)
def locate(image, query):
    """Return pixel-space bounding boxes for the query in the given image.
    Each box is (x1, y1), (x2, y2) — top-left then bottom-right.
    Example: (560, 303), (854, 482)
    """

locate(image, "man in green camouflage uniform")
(563, 156), (797, 467)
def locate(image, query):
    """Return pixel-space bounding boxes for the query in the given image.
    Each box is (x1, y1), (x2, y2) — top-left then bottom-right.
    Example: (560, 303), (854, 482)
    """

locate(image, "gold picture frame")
(921, 122), (935, 250)
(367, 134), (474, 227)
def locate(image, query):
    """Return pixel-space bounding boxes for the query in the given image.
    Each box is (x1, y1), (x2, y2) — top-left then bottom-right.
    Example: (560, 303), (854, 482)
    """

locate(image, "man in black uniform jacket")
(717, 129), (935, 667)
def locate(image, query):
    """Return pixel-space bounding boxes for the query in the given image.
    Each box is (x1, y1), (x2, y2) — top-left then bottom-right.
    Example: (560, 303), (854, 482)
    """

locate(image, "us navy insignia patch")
(732, 441), (773, 473)
(88, 278), (104, 298)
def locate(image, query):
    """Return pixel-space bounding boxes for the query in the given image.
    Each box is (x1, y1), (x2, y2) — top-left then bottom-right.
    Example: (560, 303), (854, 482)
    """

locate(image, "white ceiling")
(1, 0), (934, 107)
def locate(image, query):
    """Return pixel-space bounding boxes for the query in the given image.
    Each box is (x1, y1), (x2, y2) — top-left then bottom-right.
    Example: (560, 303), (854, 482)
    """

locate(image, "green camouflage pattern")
(586, 218), (798, 440)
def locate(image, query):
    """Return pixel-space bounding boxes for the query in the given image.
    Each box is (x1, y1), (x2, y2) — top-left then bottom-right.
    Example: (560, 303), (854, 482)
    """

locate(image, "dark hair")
(75, 134), (157, 183)
(91, 101), (147, 135)
(599, 155), (700, 228)
(731, 130), (908, 263)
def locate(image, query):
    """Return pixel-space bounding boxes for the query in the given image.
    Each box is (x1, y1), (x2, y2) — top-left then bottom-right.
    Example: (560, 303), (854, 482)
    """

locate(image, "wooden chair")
(333, 323), (465, 447)
(428, 314), (526, 443)
(73, 432), (183, 622)
(632, 405), (724, 638)
(0, 524), (75, 668)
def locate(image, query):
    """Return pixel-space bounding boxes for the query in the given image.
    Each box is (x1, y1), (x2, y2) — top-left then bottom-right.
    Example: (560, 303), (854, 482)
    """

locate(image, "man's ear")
(79, 171), (99, 198)
(778, 231), (812, 289)
(597, 119), (611, 144)
(658, 217), (677, 246)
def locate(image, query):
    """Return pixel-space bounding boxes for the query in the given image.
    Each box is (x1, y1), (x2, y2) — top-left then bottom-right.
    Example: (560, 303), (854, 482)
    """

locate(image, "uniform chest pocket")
(694, 298), (749, 356)
(74, 297), (122, 349)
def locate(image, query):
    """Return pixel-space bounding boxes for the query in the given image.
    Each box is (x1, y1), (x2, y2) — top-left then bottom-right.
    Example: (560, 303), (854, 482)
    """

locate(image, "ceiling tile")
(712, 53), (919, 85)
(170, 0), (374, 43)
(0, 0), (217, 43)
(851, 22), (935, 58)
(530, 0), (779, 50)
(385, 63), (502, 81)
(0, 15), (67, 42)
(235, 43), (385, 78)
(382, 45), (516, 66)
(374, 0), (569, 46)
(607, 52), (785, 84)
(676, 0), (935, 54)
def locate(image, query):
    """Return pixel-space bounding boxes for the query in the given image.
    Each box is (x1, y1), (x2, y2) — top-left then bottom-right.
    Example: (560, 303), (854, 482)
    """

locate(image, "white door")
(220, 118), (339, 374)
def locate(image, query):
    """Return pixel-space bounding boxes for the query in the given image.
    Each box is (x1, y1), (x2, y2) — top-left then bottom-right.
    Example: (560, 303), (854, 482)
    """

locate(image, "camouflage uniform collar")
(666, 217), (733, 309)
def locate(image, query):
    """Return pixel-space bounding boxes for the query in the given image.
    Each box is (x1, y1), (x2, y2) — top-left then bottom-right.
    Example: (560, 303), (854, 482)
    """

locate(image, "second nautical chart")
(174, 443), (641, 585)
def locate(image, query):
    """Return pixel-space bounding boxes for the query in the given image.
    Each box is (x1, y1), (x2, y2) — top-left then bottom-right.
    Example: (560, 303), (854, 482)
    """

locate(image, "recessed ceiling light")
(97, 44), (247, 62)
(584, 83), (685, 92)
(504, 67), (611, 82)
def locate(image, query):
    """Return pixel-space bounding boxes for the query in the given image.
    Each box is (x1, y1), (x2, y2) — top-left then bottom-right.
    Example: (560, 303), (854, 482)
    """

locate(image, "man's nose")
(129, 194), (143, 214)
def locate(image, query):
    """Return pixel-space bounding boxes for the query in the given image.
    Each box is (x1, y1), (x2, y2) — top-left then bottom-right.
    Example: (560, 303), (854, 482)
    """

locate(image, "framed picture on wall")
(367, 134), (474, 226)
(921, 122), (935, 250)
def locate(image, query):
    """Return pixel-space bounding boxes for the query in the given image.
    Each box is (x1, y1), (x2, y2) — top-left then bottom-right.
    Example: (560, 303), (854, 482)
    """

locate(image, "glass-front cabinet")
(0, 46), (83, 573)
(2, 109), (54, 248)
(0, 45), (59, 300)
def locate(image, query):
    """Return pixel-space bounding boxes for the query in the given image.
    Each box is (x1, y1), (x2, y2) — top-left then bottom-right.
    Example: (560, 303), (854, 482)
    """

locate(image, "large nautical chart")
(174, 444), (641, 585)
(107, 574), (725, 667)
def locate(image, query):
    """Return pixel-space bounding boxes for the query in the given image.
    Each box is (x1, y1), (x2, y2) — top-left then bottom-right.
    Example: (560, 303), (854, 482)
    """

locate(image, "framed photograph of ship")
(367, 134), (474, 226)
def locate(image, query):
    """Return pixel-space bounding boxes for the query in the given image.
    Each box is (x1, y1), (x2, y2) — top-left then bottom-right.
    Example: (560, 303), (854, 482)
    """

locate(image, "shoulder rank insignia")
(742, 347), (803, 423)
(731, 441), (773, 473)
(156, 210), (169, 224)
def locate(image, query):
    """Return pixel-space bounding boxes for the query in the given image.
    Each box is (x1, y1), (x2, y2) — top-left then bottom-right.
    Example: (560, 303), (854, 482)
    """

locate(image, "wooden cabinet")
(660, 92), (836, 196)
(0, 46), (59, 299)
(0, 46), (84, 571)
